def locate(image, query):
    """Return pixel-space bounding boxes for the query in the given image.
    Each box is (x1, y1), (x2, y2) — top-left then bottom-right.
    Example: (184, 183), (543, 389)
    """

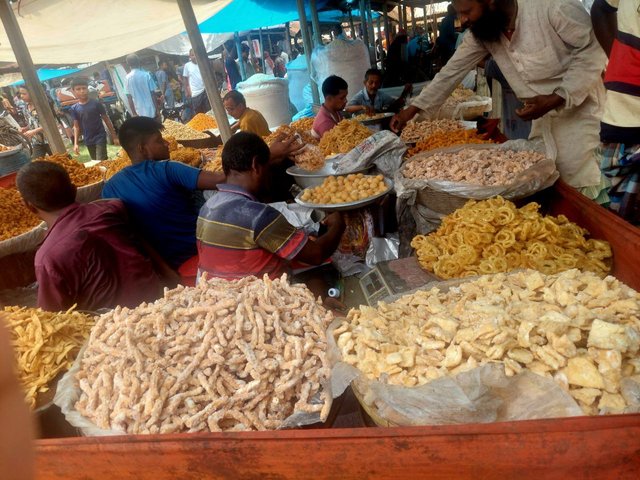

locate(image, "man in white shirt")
(125, 54), (159, 119)
(183, 49), (210, 114)
(391, 0), (608, 199)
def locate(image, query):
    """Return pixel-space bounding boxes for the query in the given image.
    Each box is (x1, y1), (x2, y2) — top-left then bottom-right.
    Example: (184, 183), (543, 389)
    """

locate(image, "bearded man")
(391, 0), (608, 200)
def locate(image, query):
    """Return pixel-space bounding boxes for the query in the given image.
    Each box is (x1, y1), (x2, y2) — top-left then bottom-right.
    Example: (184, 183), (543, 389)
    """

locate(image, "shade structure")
(0, 0), (232, 64)
(9, 68), (81, 86)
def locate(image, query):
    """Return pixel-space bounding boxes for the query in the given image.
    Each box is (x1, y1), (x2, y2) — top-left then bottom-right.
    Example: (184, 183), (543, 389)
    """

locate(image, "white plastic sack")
(334, 131), (406, 178)
(311, 38), (370, 102)
(237, 74), (291, 128)
(287, 55), (311, 112)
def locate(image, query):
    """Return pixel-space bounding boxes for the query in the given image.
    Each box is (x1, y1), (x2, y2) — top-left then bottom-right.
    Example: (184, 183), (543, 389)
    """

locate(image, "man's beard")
(470, 4), (511, 43)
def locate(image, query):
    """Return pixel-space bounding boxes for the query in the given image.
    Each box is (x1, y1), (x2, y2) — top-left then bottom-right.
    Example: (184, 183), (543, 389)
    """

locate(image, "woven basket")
(416, 185), (471, 216)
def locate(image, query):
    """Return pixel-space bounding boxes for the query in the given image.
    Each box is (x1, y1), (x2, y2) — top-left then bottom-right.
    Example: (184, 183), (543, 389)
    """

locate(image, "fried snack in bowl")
(187, 113), (217, 131)
(400, 119), (465, 143)
(300, 174), (387, 205)
(170, 147), (202, 167)
(162, 119), (209, 141)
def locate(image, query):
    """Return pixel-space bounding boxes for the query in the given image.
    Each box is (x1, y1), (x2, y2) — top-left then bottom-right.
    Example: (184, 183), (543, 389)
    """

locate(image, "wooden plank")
(35, 415), (640, 479)
(549, 180), (640, 290)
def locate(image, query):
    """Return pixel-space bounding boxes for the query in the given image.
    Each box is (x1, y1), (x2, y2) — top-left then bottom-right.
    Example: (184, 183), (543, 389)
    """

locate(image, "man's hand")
(390, 105), (420, 132)
(322, 212), (345, 231)
(515, 93), (565, 121)
(112, 137), (120, 147)
(363, 105), (375, 116)
(73, 144), (80, 155)
(269, 136), (305, 162)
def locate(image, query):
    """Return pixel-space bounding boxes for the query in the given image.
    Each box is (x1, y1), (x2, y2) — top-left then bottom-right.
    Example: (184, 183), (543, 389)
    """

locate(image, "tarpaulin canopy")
(318, 9), (380, 24)
(149, 32), (233, 56)
(0, 0), (232, 64)
(198, 0), (330, 33)
(9, 68), (81, 86)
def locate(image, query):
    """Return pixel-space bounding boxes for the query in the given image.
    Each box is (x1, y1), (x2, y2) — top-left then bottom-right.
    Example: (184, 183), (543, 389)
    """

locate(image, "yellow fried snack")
(300, 174), (387, 204)
(334, 268), (640, 415)
(201, 148), (223, 173)
(186, 113), (217, 131)
(35, 153), (103, 186)
(0, 188), (41, 241)
(170, 147), (202, 167)
(290, 117), (315, 133)
(3, 306), (95, 408)
(162, 119), (209, 141)
(105, 150), (132, 179)
(406, 129), (495, 157)
(318, 119), (372, 156)
(411, 197), (612, 279)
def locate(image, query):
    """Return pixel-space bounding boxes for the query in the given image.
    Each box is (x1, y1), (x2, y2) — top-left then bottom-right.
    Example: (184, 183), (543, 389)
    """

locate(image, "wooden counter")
(32, 181), (640, 479)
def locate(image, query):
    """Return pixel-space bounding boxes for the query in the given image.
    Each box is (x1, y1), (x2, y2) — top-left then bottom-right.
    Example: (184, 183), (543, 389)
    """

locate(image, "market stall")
(1, 2), (640, 479)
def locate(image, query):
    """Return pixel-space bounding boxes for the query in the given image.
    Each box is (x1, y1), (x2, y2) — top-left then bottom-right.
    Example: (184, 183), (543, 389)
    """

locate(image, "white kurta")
(411, 0), (607, 188)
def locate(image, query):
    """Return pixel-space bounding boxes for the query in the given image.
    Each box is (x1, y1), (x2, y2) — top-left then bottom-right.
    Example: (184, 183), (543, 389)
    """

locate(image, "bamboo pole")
(0, 0), (66, 154)
(310, 0), (322, 47)
(234, 32), (247, 81)
(176, 0), (232, 142)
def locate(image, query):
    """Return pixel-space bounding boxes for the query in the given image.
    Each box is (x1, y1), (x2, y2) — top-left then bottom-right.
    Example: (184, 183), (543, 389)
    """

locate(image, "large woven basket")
(416, 186), (471, 216)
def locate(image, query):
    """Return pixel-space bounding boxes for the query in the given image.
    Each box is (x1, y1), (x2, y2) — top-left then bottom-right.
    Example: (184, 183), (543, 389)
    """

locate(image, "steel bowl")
(286, 162), (373, 189)
(294, 177), (394, 212)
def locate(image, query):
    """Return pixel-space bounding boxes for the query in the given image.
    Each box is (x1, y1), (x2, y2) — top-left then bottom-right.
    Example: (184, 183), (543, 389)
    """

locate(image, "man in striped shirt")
(592, 0), (640, 223)
(196, 132), (345, 280)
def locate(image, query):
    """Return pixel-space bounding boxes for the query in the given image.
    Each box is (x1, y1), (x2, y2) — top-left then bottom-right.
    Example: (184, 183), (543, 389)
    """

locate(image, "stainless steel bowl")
(286, 162), (373, 189)
(294, 177), (394, 212)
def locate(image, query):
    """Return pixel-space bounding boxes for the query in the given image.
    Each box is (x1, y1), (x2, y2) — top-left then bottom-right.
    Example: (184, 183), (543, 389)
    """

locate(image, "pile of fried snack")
(334, 268), (640, 415)
(74, 274), (333, 433)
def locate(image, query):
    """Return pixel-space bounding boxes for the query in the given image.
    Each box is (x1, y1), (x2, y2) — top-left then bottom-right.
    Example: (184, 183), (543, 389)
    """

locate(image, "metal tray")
(0, 144), (22, 158)
(354, 112), (394, 125)
(294, 177), (394, 211)
(286, 162), (373, 189)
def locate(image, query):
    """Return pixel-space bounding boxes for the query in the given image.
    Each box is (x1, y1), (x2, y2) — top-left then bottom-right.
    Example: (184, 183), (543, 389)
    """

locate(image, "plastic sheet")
(365, 234), (400, 268)
(395, 140), (559, 237)
(334, 131), (406, 178)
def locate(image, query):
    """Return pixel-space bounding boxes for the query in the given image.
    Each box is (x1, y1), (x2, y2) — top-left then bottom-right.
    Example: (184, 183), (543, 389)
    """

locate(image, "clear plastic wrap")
(327, 276), (640, 426)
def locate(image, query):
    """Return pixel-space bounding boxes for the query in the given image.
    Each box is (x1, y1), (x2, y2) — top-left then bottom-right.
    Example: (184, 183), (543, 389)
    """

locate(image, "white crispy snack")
(334, 269), (640, 415)
(75, 274), (333, 433)
(402, 148), (546, 185)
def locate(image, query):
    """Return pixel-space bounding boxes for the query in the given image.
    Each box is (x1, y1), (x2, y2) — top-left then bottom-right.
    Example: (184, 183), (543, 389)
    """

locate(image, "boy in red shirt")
(312, 75), (348, 139)
(17, 161), (161, 311)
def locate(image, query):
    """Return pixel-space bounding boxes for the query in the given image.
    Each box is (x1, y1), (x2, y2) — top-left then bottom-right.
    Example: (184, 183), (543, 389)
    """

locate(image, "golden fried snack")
(263, 124), (318, 146)
(105, 151), (131, 179)
(300, 174), (387, 204)
(201, 148), (223, 173)
(400, 119), (464, 143)
(35, 153), (103, 186)
(170, 147), (202, 167)
(0, 188), (41, 241)
(294, 145), (325, 171)
(411, 197), (612, 279)
(406, 129), (494, 157)
(162, 119), (209, 141)
(290, 117), (315, 133)
(3, 306), (94, 409)
(318, 120), (372, 156)
(334, 268), (640, 415)
(186, 113), (218, 131)
(74, 274), (333, 433)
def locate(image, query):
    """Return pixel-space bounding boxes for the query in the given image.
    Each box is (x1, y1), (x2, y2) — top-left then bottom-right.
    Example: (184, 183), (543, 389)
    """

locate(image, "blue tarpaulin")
(197, 0), (375, 33)
(11, 68), (81, 86)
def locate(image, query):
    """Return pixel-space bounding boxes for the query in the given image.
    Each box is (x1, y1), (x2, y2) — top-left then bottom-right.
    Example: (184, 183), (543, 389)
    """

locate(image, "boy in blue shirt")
(70, 77), (118, 160)
(103, 117), (302, 273)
